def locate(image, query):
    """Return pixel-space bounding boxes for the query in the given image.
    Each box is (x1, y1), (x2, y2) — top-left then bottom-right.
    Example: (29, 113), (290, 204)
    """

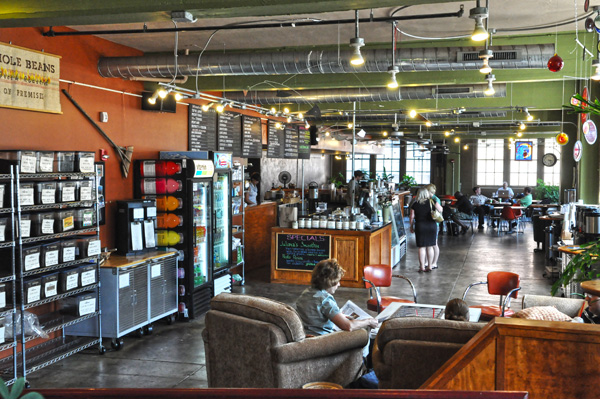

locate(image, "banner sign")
(0, 42), (61, 114)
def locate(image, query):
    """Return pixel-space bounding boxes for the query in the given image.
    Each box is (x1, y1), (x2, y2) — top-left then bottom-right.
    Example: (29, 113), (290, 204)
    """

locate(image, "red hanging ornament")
(547, 53), (564, 72)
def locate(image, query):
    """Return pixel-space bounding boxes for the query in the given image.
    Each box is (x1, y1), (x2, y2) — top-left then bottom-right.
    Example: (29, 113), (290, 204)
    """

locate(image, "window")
(346, 154), (371, 181)
(375, 144), (401, 183)
(543, 138), (561, 186)
(476, 139), (504, 186)
(509, 140), (538, 186)
(405, 143), (431, 184)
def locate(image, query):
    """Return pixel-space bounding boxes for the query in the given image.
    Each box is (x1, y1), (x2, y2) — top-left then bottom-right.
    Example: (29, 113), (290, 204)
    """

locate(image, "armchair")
(202, 293), (368, 388)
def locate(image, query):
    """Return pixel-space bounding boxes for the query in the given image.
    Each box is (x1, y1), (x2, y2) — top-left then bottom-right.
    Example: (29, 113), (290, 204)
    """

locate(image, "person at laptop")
(469, 186), (497, 230)
(495, 181), (514, 200)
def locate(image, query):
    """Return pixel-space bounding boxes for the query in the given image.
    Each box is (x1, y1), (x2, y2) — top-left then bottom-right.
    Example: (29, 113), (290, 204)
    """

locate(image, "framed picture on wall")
(95, 162), (106, 225)
(515, 141), (533, 161)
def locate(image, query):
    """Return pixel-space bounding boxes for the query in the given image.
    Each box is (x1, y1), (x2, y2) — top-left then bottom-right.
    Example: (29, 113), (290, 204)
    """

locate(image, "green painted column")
(579, 81), (600, 204)
(560, 113), (577, 202)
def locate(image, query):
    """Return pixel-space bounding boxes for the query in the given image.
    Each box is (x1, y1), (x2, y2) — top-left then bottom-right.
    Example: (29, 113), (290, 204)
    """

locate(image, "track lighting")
(325, 131), (330, 137)
(298, 113), (304, 120)
(517, 131), (523, 137)
(147, 92), (159, 105)
(484, 74), (496, 96)
(347, 123), (353, 129)
(202, 102), (213, 111)
(522, 107), (534, 121)
(445, 131), (451, 137)
(216, 102), (225, 113)
(469, 1), (489, 42)
(305, 121), (310, 129)
(287, 116), (292, 123)
(275, 122), (282, 129)
(335, 155), (342, 160)
(382, 131), (388, 137)
(408, 109), (417, 118)
(283, 107), (290, 114)
(270, 107), (277, 115)
(592, 60), (600, 81)
(174, 92), (183, 101)
(425, 121), (432, 127)
(519, 122), (526, 130)
(349, 10), (365, 66)
(454, 137), (460, 143)
(321, 153), (325, 159)
(479, 49), (493, 74)
(157, 88), (168, 99)
(387, 66), (400, 89)
(463, 144), (469, 150)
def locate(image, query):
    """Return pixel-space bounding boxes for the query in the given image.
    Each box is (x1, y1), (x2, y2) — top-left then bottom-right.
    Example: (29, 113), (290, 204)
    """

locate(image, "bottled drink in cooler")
(157, 230), (184, 246)
(155, 196), (183, 212)
(157, 213), (183, 229)
(140, 178), (182, 195)
(140, 160), (182, 177)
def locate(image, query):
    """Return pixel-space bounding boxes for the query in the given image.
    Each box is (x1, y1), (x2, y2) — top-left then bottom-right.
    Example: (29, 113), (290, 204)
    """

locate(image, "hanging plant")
(565, 93), (600, 116)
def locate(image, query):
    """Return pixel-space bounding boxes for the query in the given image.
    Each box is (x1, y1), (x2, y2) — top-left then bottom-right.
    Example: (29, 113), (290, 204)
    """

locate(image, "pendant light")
(387, 21), (400, 89)
(469, 1), (489, 42)
(349, 10), (365, 66)
(479, 49), (493, 74)
(484, 74), (496, 96)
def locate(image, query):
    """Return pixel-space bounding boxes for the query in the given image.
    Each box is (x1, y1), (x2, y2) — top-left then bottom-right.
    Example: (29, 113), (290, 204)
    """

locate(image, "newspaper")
(332, 300), (403, 332)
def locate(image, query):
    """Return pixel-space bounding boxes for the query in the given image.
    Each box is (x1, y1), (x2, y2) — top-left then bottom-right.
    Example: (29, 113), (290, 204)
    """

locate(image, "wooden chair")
(462, 271), (521, 321)
(363, 264), (417, 313)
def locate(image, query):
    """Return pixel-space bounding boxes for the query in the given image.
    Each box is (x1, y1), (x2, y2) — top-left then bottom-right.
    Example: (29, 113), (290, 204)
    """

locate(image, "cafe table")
(581, 280), (600, 297)
(529, 203), (560, 215)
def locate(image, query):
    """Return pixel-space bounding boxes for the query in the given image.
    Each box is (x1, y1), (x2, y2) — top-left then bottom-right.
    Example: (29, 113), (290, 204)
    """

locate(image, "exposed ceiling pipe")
(128, 76), (188, 84)
(98, 44), (555, 79)
(226, 84), (507, 104)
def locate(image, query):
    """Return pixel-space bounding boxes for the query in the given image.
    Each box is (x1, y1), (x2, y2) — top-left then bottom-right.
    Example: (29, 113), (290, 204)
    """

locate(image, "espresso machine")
(308, 181), (319, 213)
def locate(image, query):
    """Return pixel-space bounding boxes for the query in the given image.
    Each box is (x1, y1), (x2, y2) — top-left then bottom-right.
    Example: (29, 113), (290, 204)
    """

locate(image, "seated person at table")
(469, 186), (495, 230)
(444, 298), (470, 322)
(495, 181), (515, 199)
(518, 186), (533, 208)
(581, 294), (600, 324)
(442, 192), (471, 234)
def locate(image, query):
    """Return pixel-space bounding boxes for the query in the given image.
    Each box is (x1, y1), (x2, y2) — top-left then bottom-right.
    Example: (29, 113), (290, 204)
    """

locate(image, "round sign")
(574, 140), (583, 162)
(583, 119), (598, 145)
(581, 87), (589, 124)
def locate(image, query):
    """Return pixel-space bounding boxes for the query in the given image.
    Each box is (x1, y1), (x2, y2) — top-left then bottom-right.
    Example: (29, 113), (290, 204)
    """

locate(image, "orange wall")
(0, 27), (191, 248)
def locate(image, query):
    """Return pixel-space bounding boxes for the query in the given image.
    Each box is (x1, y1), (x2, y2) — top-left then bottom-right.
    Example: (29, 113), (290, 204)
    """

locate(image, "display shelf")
(0, 208), (12, 214)
(24, 336), (100, 374)
(23, 284), (98, 310)
(22, 256), (97, 278)
(18, 172), (95, 180)
(0, 275), (14, 284)
(0, 174), (10, 180)
(21, 228), (97, 244)
(0, 341), (16, 353)
(0, 353), (15, 376)
(24, 311), (100, 343)
(21, 201), (95, 212)
(0, 308), (14, 318)
(0, 242), (15, 249)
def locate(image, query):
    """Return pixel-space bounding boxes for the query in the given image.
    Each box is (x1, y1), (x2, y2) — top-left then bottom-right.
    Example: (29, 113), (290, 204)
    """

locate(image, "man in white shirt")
(495, 181), (514, 199)
(469, 186), (495, 229)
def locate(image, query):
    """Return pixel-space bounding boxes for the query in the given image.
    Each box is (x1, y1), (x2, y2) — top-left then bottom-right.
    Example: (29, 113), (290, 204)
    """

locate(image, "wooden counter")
(240, 201), (278, 273)
(270, 223), (392, 288)
(102, 250), (177, 268)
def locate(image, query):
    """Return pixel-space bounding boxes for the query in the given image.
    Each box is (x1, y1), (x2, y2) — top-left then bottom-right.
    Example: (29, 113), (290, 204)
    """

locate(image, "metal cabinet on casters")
(66, 251), (178, 349)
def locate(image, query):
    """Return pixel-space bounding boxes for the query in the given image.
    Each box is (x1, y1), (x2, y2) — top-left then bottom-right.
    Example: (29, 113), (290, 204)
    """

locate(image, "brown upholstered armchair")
(372, 317), (485, 389)
(202, 293), (368, 388)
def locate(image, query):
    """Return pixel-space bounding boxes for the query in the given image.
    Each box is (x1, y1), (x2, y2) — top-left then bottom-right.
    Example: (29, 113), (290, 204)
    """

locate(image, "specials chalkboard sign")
(217, 111), (242, 157)
(298, 125), (311, 159)
(267, 121), (285, 158)
(188, 104), (217, 152)
(242, 115), (262, 158)
(276, 233), (331, 271)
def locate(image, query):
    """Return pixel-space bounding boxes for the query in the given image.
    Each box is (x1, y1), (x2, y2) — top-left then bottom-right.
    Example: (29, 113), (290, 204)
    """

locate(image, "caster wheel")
(166, 314), (176, 325)
(25, 381), (30, 389)
(135, 328), (145, 338)
(99, 346), (107, 355)
(143, 324), (153, 335)
(111, 338), (124, 350)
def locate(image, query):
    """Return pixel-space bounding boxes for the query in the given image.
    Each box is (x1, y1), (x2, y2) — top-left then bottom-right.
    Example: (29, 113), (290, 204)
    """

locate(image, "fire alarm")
(99, 149), (109, 161)
(99, 112), (108, 123)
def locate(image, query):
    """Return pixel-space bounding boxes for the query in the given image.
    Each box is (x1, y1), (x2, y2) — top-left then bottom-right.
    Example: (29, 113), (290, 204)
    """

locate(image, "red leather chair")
(462, 271), (521, 321)
(500, 205), (524, 234)
(363, 264), (417, 313)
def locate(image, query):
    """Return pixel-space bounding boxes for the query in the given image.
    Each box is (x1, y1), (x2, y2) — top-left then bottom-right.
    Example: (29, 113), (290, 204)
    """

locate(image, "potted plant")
(398, 174), (417, 191)
(534, 179), (559, 203)
(551, 239), (600, 296)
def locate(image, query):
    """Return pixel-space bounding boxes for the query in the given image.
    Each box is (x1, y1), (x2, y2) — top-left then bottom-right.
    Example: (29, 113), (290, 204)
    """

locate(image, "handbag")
(430, 200), (444, 223)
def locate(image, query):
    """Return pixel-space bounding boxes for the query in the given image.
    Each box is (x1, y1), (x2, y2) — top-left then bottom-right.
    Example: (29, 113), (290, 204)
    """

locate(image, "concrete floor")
(25, 222), (554, 388)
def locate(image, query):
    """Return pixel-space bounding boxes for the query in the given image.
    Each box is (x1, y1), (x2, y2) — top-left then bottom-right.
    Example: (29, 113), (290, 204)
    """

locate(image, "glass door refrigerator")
(136, 158), (215, 319)
(211, 152), (233, 296)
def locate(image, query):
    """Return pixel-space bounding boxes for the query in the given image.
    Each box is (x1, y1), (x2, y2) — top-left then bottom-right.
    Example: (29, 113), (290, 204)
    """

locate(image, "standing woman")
(424, 184), (441, 270)
(409, 187), (443, 272)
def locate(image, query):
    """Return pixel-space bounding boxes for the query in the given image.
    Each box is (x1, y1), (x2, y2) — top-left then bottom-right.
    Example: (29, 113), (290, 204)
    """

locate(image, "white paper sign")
(82, 211), (94, 227)
(0, 225), (5, 242)
(80, 187), (93, 201)
(45, 250), (59, 266)
(27, 285), (41, 303)
(38, 155), (54, 172)
(62, 186), (75, 202)
(20, 155), (36, 174)
(0, 326), (5, 344)
(66, 274), (78, 290)
(44, 281), (57, 297)
(0, 185), (4, 208)
(41, 218), (54, 234)
(119, 273), (130, 288)
(20, 220), (31, 238)
(79, 157), (95, 173)
(20, 188), (34, 206)
(81, 270), (95, 286)
(62, 247), (75, 262)
(144, 220), (155, 248)
(151, 264), (161, 278)
(24, 253), (40, 271)
(0, 291), (6, 308)
(41, 189), (56, 204)
(87, 239), (101, 256)
(79, 298), (96, 315)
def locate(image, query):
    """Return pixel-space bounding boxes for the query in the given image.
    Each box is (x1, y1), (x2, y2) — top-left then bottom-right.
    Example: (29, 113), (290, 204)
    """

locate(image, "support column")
(560, 113), (577, 202)
(579, 83), (600, 204)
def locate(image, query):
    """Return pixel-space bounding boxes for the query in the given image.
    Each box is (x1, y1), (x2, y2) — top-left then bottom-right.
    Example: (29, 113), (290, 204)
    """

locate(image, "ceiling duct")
(98, 45), (555, 79)
(227, 84), (506, 104)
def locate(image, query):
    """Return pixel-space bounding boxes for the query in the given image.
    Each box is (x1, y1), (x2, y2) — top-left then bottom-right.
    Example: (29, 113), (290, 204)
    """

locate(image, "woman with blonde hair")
(424, 184), (440, 270)
(409, 187), (443, 272)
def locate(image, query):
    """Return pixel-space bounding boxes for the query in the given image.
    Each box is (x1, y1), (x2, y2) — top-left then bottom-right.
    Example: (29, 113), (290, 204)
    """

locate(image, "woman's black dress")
(411, 200), (438, 247)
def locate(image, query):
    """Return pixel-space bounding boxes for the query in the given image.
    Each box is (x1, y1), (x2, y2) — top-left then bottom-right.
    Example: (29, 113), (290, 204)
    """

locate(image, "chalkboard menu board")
(298, 125), (311, 159)
(217, 111), (242, 157)
(188, 104), (217, 151)
(267, 121), (285, 158)
(276, 233), (331, 271)
(284, 125), (299, 159)
(242, 115), (262, 158)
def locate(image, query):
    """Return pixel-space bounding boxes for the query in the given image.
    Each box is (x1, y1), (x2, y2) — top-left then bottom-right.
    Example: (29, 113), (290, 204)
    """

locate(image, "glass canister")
(305, 218), (312, 229)
(357, 219), (365, 230)
(335, 216), (343, 230)
(298, 218), (305, 228)
(342, 216), (349, 230)
(327, 215), (336, 230)
(350, 220), (357, 230)
(319, 216), (328, 229)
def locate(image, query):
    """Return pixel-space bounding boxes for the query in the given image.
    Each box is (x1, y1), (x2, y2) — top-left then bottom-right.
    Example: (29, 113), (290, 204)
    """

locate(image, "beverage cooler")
(210, 152), (233, 296)
(135, 158), (217, 319)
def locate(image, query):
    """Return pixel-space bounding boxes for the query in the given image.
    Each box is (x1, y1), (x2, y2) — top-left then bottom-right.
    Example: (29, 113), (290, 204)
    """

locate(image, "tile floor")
(25, 222), (555, 388)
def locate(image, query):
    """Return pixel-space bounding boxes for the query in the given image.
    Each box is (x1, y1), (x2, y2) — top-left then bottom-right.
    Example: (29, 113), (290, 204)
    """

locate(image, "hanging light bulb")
(216, 102), (225, 113)
(173, 92), (183, 101)
(479, 49), (493, 74)
(484, 74), (496, 96)
(463, 144), (469, 150)
(147, 92), (158, 105)
(157, 88), (168, 99)
(321, 153), (325, 159)
(408, 109), (417, 118)
(469, 1), (489, 42)
(454, 137), (460, 143)
(387, 67), (399, 89)
(349, 10), (365, 66)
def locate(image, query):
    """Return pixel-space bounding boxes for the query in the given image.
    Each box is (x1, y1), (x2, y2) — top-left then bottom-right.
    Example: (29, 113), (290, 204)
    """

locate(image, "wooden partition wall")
(422, 317), (600, 399)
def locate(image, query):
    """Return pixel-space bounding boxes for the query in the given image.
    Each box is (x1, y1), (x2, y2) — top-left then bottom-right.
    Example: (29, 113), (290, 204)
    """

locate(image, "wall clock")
(542, 153), (557, 167)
